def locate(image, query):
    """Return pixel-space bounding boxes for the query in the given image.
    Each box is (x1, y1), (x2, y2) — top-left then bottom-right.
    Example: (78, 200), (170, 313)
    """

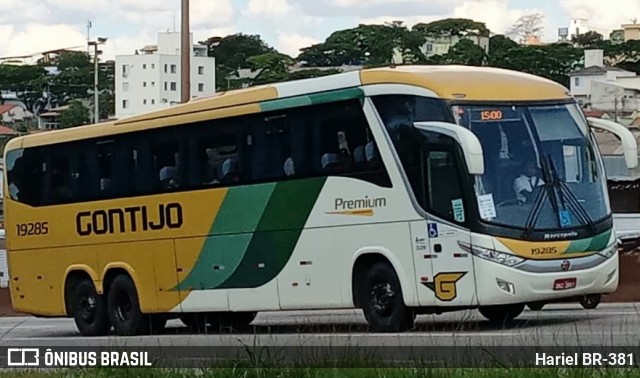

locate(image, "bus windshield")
(452, 103), (610, 232)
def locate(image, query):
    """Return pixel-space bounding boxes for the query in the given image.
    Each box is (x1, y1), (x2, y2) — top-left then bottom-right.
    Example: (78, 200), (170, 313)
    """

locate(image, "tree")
(59, 100), (90, 129)
(572, 31), (603, 48)
(199, 33), (276, 90)
(506, 13), (545, 44)
(610, 30), (625, 45)
(246, 52), (295, 85)
(297, 22), (424, 68)
(413, 18), (490, 37)
(487, 35), (519, 66)
(488, 43), (583, 87)
(298, 28), (365, 67)
(0, 64), (48, 115)
(48, 51), (93, 104)
(443, 39), (487, 66)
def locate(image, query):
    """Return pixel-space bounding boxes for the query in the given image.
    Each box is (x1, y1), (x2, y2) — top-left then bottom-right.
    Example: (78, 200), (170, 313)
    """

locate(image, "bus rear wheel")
(71, 279), (111, 337)
(479, 304), (524, 324)
(360, 262), (415, 333)
(106, 275), (148, 336)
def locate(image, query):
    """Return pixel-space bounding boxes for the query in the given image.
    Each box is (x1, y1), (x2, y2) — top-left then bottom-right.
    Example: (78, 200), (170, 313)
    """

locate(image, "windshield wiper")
(523, 154), (554, 238)
(547, 157), (597, 233)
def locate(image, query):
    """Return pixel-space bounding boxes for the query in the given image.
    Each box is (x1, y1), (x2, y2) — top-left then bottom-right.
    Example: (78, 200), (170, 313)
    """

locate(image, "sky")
(0, 0), (638, 62)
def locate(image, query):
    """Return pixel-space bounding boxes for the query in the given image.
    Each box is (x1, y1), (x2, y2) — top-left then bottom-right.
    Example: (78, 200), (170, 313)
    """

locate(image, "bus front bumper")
(473, 252), (619, 306)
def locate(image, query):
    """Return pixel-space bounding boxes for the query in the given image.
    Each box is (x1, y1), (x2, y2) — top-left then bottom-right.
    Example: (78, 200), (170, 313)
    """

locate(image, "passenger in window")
(159, 166), (180, 189)
(513, 161), (545, 204)
(218, 158), (239, 184)
(284, 158), (295, 177)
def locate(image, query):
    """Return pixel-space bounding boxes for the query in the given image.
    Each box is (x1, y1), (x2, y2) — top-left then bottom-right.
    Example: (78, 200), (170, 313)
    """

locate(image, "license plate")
(554, 278), (577, 291)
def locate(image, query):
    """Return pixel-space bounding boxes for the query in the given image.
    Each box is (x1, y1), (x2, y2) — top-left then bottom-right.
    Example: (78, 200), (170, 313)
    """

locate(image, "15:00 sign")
(16, 222), (49, 236)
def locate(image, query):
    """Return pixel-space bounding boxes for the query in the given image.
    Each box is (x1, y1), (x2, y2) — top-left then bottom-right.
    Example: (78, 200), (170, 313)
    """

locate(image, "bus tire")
(579, 294), (601, 309)
(71, 279), (111, 337)
(360, 262), (415, 333)
(106, 275), (148, 336)
(479, 304), (525, 324)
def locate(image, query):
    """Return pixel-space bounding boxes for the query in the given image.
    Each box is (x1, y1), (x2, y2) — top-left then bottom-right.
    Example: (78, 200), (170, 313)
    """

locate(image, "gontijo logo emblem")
(326, 196), (387, 217)
(423, 272), (467, 302)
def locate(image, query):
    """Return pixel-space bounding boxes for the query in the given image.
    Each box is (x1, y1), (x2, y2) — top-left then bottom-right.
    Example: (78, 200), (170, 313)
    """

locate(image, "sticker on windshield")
(452, 199), (465, 223)
(559, 210), (572, 227)
(477, 194), (497, 220)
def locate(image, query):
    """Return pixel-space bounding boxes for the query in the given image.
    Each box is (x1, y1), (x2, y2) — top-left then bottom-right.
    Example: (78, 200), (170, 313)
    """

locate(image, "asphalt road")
(1, 303), (639, 348)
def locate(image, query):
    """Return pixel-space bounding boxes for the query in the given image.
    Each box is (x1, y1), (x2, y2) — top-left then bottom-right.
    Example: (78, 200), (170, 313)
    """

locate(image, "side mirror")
(587, 117), (638, 169)
(414, 121), (485, 175)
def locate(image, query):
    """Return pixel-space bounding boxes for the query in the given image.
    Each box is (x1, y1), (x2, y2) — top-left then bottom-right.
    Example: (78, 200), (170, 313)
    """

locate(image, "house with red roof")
(0, 104), (33, 125)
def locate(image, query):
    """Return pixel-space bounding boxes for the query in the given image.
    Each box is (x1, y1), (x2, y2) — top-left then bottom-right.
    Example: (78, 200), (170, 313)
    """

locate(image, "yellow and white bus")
(3, 65), (638, 336)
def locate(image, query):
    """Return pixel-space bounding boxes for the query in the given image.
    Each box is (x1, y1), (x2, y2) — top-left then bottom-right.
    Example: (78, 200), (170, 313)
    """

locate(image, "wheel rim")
(370, 281), (395, 316)
(77, 293), (96, 324)
(115, 290), (133, 322)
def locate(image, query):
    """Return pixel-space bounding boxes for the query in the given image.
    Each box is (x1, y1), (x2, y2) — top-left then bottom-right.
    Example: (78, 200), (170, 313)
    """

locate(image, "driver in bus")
(513, 161), (545, 204)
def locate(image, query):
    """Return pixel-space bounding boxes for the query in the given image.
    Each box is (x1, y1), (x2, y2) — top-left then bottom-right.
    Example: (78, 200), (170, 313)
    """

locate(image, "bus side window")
(151, 139), (182, 191)
(191, 121), (241, 188)
(304, 100), (391, 188)
(6, 148), (46, 206)
(371, 95), (453, 208)
(249, 113), (295, 183)
(425, 148), (466, 225)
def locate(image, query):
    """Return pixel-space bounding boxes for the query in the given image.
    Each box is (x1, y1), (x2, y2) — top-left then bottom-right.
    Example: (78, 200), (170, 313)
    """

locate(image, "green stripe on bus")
(211, 184), (276, 235)
(216, 177), (326, 289)
(565, 230), (612, 253)
(259, 88), (364, 112)
(173, 233), (253, 291)
(172, 184), (275, 291)
(586, 230), (612, 251)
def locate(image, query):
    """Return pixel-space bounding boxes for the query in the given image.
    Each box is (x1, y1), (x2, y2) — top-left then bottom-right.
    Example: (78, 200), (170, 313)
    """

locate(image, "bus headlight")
(459, 243), (524, 267)
(598, 243), (618, 259)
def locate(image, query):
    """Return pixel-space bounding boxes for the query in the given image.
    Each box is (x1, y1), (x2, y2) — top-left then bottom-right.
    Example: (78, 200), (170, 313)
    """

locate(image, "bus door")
(418, 140), (477, 307)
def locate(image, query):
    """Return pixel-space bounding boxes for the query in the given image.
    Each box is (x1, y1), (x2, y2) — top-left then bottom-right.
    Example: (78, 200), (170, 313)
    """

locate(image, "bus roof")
(5, 65), (571, 151)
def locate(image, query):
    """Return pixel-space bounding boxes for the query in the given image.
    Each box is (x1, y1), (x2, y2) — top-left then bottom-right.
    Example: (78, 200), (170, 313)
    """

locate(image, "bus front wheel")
(479, 304), (524, 324)
(579, 294), (601, 309)
(71, 279), (111, 337)
(106, 275), (148, 336)
(360, 262), (415, 333)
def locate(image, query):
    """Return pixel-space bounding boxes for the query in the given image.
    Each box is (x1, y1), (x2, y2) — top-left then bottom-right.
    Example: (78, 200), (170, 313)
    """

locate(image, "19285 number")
(16, 222), (49, 237)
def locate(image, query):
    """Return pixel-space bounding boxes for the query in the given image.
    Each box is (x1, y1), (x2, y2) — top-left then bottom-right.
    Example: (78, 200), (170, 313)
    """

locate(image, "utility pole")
(87, 21), (92, 54)
(89, 37), (108, 123)
(181, 0), (191, 104)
